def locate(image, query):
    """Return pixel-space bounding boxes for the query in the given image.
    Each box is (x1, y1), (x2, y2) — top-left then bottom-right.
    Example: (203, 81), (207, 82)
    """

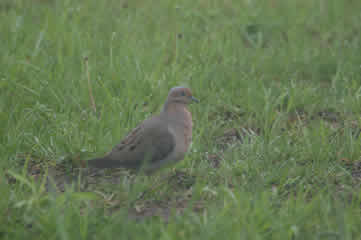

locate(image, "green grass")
(2, 0), (361, 239)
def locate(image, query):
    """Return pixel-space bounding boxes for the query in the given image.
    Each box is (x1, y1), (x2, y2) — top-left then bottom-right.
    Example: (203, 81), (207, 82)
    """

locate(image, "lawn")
(1, 0), (361, 239)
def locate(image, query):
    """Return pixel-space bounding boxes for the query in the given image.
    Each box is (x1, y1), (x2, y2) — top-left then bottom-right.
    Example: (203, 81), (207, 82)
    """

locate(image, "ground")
(1, 0), (361, 239)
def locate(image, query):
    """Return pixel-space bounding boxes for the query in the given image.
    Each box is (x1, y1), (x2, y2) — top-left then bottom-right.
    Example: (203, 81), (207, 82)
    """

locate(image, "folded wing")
(87, 117), (175, 171)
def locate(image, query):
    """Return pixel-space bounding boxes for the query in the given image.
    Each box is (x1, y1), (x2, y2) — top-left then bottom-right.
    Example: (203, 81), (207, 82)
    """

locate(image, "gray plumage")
(87, 87), (198, 174)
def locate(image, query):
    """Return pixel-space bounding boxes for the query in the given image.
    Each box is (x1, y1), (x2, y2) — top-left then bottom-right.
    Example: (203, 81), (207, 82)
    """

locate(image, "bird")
(86, 87), (198, 174)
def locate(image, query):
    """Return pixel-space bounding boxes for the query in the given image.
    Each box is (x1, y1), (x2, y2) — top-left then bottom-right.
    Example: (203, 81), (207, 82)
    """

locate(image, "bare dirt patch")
(215, 126), (260, 150)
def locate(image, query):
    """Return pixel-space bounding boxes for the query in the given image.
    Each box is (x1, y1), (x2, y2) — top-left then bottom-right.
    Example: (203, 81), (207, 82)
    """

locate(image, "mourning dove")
(87, 87), (198, 174)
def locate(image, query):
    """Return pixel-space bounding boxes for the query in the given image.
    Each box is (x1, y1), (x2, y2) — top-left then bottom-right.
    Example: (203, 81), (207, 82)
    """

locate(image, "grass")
(1, 0), (361, 239)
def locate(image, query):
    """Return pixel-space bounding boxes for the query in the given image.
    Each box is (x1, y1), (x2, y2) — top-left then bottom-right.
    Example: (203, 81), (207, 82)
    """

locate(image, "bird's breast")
(172, 108), (192, 150)
(166, 104), (193, 151)
(182, 108), (193, 147)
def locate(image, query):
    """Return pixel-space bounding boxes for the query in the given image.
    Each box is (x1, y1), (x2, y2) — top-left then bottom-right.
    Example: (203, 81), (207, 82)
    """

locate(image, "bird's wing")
(87, 117), (175, 170)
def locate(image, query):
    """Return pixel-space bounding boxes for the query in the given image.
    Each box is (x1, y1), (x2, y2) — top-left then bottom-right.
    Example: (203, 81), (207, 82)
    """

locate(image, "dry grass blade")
(84, 56), (97, 115)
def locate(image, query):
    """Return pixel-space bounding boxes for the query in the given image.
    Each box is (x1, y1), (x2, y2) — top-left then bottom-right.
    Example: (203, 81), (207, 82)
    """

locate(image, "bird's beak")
(191, 96), (199, 103)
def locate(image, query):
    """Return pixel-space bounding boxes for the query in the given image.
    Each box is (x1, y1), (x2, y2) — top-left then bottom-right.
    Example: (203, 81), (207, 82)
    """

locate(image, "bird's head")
(166, 87), (199, 105)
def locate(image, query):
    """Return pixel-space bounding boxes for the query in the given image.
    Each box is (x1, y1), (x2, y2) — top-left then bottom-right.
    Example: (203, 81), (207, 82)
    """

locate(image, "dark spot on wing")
(129, 145), (136, 151)
(117, 144), (125, 151)
(114, 125), (143, 151)
(121, 126), (142, 145)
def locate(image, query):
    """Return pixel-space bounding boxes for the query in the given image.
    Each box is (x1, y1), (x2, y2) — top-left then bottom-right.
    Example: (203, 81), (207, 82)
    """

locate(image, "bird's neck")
(162, 101), (186, 113)
(162, 102), (193, 147)
(162, 102), (190, 122)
